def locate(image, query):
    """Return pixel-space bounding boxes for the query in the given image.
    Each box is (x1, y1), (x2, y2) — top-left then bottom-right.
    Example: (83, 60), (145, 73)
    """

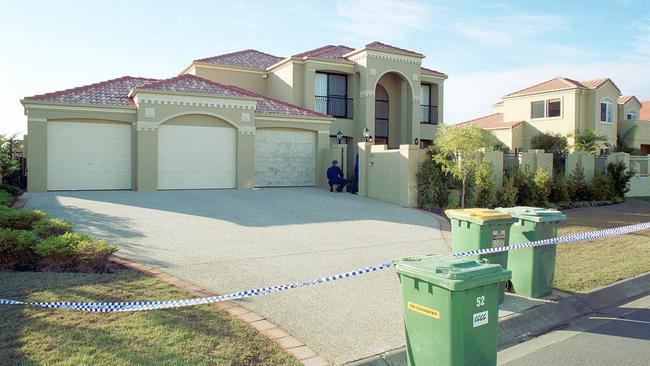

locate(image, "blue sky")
(1, 0), (649, 135)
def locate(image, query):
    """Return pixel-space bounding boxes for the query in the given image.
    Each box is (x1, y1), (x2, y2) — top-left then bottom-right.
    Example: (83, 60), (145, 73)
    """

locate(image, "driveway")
(26, 188), (448, 364)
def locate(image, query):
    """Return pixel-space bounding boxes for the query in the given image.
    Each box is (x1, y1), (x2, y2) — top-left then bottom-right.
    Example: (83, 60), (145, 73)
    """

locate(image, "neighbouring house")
(21, 42), (446, 192)
(458, 77), (649, 154)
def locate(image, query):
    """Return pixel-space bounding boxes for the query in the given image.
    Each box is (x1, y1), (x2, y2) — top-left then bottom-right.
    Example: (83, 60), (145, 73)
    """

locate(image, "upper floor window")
(420, 84), (438, 124)
(531, 98), (561, 119)
(600, 98), (614, 123)
(315, 72), (352, 118)
(626, 111), (638, 120)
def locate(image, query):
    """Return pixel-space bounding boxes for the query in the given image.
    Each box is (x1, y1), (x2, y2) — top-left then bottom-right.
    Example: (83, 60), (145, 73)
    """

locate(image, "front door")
(375, 84), (389, 145)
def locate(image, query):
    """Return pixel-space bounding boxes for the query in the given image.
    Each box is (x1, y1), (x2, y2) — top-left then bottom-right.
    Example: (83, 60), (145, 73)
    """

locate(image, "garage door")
(255, 129), (315, 187)
(47, 121), (132, 191)
(158, 125), (236, 189)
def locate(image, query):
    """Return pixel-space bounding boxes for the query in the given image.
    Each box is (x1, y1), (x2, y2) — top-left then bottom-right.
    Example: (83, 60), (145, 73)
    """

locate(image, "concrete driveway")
(26, 188), (448, 364)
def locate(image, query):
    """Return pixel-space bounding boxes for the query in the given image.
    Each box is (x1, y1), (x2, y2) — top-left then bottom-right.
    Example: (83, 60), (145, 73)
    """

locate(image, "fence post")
(399, 144), (420, 208)
(483, 151), (504, 189)
(358, 142), (372, 197)
(607, 152), (631, 172)
(534, 150), (553, 173)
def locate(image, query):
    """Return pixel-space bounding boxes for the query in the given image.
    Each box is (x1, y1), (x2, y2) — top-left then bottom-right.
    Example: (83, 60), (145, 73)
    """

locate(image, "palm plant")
(571, 129), (608, 154)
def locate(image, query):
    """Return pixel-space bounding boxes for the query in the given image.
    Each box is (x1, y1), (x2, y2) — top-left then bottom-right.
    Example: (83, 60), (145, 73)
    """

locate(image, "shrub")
(589, 173), (613, 201)
(532, 168), (552, 205)
(0, 190), (14, 207)
(497, 176), (518, 207)
(569, 161), (591, 201)
(417, 148), (455, 209)
(530, 132), (569, 155)
(512, 168), (538, 206)
(0, 207), (47, 230)
(607, 161), (635, 199)
(474, 161), (497, 208)
(550, 176), (571, 203)
(0, 228), (37, 270)
(0, 184), (22, 197)
(34, 233), (117, 272)
(33, 218), (73, 239)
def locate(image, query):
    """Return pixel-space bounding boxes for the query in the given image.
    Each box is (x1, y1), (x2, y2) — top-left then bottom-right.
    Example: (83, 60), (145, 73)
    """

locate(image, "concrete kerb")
(110, 255), (330, 366)
(347, 270), (650, 366)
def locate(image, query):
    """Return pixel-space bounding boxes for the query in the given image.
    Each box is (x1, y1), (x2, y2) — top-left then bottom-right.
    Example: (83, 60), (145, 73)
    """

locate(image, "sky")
(1, 0), (649, 136)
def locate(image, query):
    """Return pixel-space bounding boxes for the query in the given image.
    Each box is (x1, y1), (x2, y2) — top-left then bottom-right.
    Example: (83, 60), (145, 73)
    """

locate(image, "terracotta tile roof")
(365, 41), (423, 57)
(138, 75), (330, 118)
(294, 45), (355, 59)
(618, 95), (640, 105)
(23, 76), (157, 106)
(421, 66), (446, 77)
(579, 78), (608, 89)
(457, 113), (524, 129)
(504, 77), (584, 98)
(195, 49), (284, 70)
(641, 101), (650, 121)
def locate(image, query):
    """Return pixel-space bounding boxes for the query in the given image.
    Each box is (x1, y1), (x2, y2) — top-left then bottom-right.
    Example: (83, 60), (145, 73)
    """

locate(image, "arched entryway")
(373, 71), (413, 149)
(374, 84), (389, 145)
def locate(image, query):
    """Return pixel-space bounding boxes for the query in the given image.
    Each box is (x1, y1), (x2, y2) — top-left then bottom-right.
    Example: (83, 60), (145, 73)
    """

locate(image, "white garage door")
(255, 129), (315, 187)
(158, 125), (236, 190)
(47, 121), (132, 191)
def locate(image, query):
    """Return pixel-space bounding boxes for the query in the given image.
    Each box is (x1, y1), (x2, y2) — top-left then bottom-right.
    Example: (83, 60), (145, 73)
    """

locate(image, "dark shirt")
(327, 166), (344, 182)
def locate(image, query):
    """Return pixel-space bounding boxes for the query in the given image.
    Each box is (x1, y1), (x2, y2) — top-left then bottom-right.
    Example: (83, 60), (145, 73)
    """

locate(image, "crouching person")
(327, 160), (348, 192)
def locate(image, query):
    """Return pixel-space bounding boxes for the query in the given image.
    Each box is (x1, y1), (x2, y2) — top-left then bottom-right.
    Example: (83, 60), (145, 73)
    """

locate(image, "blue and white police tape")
(1, 222), (648, 312)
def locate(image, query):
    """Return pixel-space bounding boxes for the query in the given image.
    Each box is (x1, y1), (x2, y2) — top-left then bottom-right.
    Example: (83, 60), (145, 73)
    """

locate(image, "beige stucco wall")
(565, 152), (595, 182)
(490, 128), (514, 151)
(503, 90), (578, 150)
(619, 120), (650, 150)
(190, 64), (267, 95)
(483, 150), (504, 189)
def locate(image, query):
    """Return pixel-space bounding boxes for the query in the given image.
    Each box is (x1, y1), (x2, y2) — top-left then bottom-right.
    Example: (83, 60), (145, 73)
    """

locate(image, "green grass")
(553, 198), (650, 293)
(0, 267), (300, 366)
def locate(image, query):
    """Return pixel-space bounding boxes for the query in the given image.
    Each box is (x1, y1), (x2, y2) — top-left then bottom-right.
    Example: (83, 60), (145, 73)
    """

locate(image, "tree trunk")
(461, 176), (466, 208)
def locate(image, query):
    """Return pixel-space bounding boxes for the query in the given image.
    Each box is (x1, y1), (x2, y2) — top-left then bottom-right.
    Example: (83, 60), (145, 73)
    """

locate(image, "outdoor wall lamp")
(363, 127), (371, 142)
(336, 130), (343, 144)
(414, 138), (419, 145)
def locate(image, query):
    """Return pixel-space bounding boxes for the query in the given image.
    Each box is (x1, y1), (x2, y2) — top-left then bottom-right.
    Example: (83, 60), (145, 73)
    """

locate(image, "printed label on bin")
(492, 230), (506, 247)
(407, 302), (440, 319)
(473, 310), (489, 327)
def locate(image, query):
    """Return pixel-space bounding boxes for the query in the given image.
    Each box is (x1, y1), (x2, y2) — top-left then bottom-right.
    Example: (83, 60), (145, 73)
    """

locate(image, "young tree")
(530, 132), (569, 155)
(432, 125), (495, 208)
(571, 129), (608, 154)
(0, 134), (20, 184)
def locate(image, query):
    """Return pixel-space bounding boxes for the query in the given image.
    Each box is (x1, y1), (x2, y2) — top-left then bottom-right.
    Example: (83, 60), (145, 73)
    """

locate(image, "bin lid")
(393, 255), (511, 291)
(495, 206), (566, 223)
(445, 208), (516, 225)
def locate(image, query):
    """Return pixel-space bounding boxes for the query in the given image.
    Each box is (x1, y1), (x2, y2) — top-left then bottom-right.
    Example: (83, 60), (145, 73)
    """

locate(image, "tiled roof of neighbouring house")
(617, 95), (639, 105)
(195, 49), (285, 70)
(136, 74), (331, 118)
(23, 76), (157, 105)
(641, 100), (650, 121)
(456, 113), (524, 129)
(293, 45), (355, 59)
(504, 77), (584, 97)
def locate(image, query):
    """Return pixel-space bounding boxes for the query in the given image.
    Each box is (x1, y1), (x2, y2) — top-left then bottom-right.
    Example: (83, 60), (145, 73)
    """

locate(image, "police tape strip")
(1, 222), (649, 312)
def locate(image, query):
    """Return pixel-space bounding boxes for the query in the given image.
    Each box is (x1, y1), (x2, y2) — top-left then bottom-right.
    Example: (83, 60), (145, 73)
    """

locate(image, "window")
(600, 98), (613, 123)
(547, 99), (561, 117)
(531, 98), (561, 119)
(627, 111), (638, 120)
(531, 101), (545, 119)
(315, 72), (351, 118)
(420, 84), (438, 124)
(375, 84), (389, 145)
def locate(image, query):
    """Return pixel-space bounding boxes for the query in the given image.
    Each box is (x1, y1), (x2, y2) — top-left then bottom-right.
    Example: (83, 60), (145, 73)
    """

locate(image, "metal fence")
(594, 155), (608, 175)
(630, 156), (649, 177)
(504, 153), (520, 175)
(553, 154), (567, 177)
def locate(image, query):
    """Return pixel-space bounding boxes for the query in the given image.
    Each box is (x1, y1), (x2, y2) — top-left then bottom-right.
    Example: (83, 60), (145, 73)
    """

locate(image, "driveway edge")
(110, 255), (330, 366)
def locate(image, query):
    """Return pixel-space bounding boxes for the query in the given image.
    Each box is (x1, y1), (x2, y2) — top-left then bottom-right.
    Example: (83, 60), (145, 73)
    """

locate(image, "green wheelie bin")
(495, 207), (566, 298)
(446, 208), (517, 269)
(394, 255), (511, 366)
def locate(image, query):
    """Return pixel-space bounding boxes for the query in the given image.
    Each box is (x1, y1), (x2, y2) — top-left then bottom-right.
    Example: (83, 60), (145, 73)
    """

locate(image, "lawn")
(0, 267), (300, 366)
(553, 198), (650, 293)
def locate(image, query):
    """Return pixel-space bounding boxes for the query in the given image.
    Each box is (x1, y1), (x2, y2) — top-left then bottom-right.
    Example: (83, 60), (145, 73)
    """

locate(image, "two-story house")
(21, 42), (446, 192)
(459, 77), (648, 154)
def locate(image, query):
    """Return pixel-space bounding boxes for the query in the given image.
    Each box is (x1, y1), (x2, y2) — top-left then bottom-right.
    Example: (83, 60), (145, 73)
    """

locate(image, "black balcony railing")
(315, 96), (354, 119)
(420, 105), (439, 124)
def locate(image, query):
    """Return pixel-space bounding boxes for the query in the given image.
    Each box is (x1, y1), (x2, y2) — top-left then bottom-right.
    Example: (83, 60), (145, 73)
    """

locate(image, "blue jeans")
(329, 177), (348, 192)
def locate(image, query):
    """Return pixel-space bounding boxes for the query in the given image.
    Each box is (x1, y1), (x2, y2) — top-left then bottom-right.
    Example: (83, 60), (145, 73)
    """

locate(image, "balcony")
(315, 96), (354, 119)
(420, 105), (438, 124)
